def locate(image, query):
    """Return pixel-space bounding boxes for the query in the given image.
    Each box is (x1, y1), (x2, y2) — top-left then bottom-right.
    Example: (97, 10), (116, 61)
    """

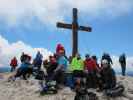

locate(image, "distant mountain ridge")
(0, 67), (10, 73)
(117, 71), (133, 76)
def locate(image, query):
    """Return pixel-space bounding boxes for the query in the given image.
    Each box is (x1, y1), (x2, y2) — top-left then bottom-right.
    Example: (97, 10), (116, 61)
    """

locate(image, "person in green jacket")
(70, 53), (84, 78)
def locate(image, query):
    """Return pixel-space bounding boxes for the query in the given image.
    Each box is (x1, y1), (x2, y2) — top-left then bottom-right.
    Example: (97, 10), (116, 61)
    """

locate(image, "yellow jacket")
(70, 57), (84, 71)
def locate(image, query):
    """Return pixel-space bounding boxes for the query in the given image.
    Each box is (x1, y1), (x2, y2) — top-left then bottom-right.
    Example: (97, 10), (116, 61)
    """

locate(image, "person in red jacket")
(10, 57), (18, 72)
(84, 54), (97, 88)
(84, 54), (97, 73)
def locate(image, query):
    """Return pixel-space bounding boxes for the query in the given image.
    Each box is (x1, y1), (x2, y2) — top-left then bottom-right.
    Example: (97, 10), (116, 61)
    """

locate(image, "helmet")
(102, 59), (108, 65)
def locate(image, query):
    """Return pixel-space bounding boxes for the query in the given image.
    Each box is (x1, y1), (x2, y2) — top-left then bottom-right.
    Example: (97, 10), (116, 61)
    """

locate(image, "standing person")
(119, 53), (126, 76)
(10, 57), (18, 72)
(34, 51), (43, 71)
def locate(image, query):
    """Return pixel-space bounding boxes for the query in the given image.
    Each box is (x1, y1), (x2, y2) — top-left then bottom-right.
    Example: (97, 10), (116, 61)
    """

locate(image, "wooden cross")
(57, 8), (92, 57)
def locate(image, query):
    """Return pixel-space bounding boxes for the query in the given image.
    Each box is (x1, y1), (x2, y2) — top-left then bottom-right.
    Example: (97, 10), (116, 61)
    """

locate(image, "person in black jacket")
(119, 53), (126, 76)
(100, 59), (116, 90)
(46, 56), (58, 80)
(20, 52), (27, 63)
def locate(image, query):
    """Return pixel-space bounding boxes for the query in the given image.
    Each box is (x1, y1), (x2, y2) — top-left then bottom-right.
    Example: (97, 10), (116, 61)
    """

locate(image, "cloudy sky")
(0, 0), (133, 72)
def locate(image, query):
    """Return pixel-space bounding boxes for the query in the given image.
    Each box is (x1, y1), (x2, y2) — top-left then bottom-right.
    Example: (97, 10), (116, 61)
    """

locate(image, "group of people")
(10, 52), (32, 80)
(9, 44), (127, 92)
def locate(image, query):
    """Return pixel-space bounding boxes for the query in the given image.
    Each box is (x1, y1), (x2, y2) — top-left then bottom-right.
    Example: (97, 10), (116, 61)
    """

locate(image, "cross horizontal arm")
(78, 26), (92, 32)
(57, 22), (72, 29)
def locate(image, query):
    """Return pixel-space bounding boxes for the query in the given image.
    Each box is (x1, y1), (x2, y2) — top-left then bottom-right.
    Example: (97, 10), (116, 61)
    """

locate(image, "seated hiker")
(84, 54), (97, 88)
(43, 59), (49, 70)
(9, 55), (32, 81)
(46, 56), (58, 80)
(101, 58), (125, 97)
(70, 53), (84, 78)
(53, 50), (68, 88)
(91, 55), (103, 89)
(10, 57), (18, 72)
(69, 53), (85, 89)
(100, 59), (116, 90)
(37, 58), (57, 95)
(34, 60), (48, 80)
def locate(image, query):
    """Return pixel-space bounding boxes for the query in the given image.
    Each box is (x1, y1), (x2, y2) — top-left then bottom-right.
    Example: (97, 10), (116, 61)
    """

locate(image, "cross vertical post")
(56, 8), (92, 57)
(72, 8), (78, 57)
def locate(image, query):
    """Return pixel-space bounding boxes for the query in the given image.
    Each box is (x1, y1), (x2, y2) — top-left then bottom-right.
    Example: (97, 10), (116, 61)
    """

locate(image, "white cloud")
(0, 35), (52, 67)
(0, 0), (132, 26)
(0, 34), (133, 73)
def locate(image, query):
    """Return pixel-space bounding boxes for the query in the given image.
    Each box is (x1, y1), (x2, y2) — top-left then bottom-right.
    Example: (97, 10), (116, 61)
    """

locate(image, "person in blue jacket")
(33, 51), (43, 71)
(14, 55), (32, 80)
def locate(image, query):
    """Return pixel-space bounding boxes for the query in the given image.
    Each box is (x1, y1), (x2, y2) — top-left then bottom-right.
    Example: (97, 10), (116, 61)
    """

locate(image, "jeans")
(11, 67), (16, 72)
(121, 65), (126, 76)
(120, 63), (126, 76)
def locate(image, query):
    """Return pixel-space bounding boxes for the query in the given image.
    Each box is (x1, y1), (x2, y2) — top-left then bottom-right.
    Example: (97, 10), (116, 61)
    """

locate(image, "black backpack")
(105, 84), (125, 97)
(74, 87), (98, 100)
